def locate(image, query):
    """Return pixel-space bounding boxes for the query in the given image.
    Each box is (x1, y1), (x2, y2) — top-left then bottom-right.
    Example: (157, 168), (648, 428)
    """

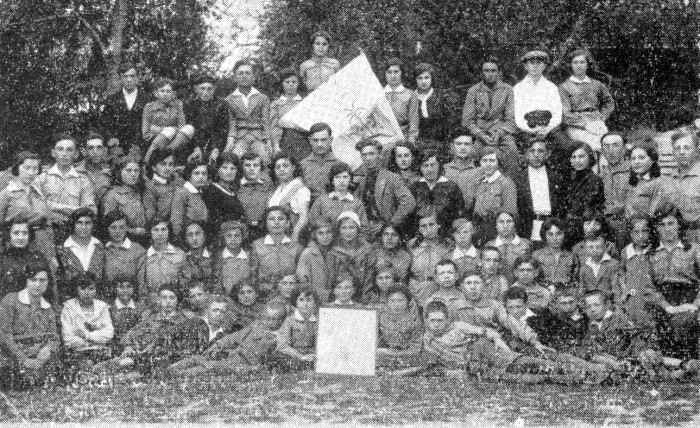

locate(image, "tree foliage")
(260, 0), (698, 130)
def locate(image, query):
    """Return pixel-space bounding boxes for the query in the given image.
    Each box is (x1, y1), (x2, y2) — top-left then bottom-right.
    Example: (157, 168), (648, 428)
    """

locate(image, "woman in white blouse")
(267, 152), (311, 242)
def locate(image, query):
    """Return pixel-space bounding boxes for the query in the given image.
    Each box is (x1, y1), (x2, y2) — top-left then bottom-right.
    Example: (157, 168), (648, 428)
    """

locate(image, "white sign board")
(315, 306), (377, 376)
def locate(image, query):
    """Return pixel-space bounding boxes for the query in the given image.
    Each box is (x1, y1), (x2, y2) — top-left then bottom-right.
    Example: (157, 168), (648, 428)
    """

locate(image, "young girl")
(145, 148), (181, 221)
(183, 221), (213, 285)
(309, 162), (368, 229)
(329, 211), (375, 304)
(296, 217), (335, 303)
(365, 262), (400, 306)
(449, 218), (480, 279)
(472, 148), (518, 244)
(212, 221), (251, 298)
(299, 31), (340, 92)
(267, 273), (298, 314)
(203, 152), (245, 238)
(329, 276), (359, 306)
(230, 281), (264, 331)
(571, 210), (618, 260)
(485, 211), (532, 281)
(276, 287), (320, 368)
(58, 208), (105, 302)
(624, 143), (676, 218)
(480, 246), (510, 300)
(372, 223), (411, 285)
(510, 257), (552, 312)
(109, 278), (143, 355)
(414, 62), (450, 153)
(171, 161), (210, 239)
(408, 208), (451, 306)
(267, 153), (311, 242)
(564, 142), (605, 247)
(620, 214), (656, 327)
(103, 211), (146, 299)
(384, 57), (419, 145)
(377, 286), (423, 369)
(142, 78), (195, 164)
(251, 206), (303, 286)
(138, 218), (190, 304)
(424, 259), (467, 316)
(270, 68), (304, 157)
(532, 218), (579, 287)
(388, 142), (421, 186)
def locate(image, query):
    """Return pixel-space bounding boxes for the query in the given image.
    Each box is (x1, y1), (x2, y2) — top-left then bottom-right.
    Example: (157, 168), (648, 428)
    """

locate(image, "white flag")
(280, 53), (404, 169)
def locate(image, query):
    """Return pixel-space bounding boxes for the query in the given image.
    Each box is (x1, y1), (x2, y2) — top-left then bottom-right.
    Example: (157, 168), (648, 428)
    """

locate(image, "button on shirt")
(527, 165), (552, 215)
(513, 76), (563, 133)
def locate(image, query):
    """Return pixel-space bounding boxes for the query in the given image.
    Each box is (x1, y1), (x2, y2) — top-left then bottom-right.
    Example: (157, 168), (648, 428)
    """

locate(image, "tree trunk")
(106, 0), (127, 95)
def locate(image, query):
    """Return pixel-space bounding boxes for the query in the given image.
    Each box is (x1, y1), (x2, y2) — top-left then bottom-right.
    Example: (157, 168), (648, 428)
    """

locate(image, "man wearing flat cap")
(184, 72), (230, 164)
(353, 139), (416, 238)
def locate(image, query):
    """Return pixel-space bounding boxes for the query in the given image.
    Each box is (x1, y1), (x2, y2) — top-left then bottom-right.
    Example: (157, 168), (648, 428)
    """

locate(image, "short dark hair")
(69, 207), (96, 234)
(326, 161), (354, 192)
(269, 152), (301, 184)
(153, 78), (175, 91)
(414, 63), (436, 82)
(233, 59), (256, 73)
(384, 57), (404, 73)
(278, 67), (299, 83)
(540, 217), (567, 242)
(11, 151), (40, 176)
(425, 300), (449, 318)
(503, 286), (528, 304)
(290, 286), (321, 308)
(435, 259), (457, 273)
(103, 209), (128, 229)
(569, 142), (596, 170)
(582, 289), (608, 304)
(308, 122), (332, 138)
(183, 161), (211, 182)
(481, 55), (501, 69)
(5, 216), (35, 244)
(52, 133), (79, 149)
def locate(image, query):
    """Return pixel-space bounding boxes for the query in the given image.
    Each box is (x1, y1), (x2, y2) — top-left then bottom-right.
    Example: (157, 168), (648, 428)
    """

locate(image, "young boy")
(577, 233), (621, 300)
(510, 256), (552, 312)
(238, 152), (273, 240)
(443, 133), (481, 210)
(424, 259), (466, 317)
(75, 132), (113, 203)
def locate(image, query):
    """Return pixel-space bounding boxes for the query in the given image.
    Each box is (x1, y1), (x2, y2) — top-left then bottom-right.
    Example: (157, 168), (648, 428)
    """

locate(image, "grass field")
(1, 372), (699, 425)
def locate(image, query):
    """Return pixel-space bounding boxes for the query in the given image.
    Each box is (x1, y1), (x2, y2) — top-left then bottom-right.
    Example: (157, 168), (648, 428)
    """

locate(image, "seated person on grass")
(109, 277), (146, 355)
(377, 286), (423, 370)
(274, 287), (319, 370)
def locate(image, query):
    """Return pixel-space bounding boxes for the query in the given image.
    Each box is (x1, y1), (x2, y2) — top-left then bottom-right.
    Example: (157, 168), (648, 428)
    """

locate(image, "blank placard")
(315, 306), (377, 376)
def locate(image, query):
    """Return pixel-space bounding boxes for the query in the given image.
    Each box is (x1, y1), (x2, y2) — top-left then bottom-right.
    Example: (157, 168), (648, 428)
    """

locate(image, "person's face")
(496, 213), (515, 237)
(480, 153), (499, 175)
(278, 275), (297, 298)
(151, 222), (170, 246)
(243, 158), (262, 180)
(514, 262), (537, 285)
(314, 225), (334, 247)
(525, 57), (546, 76)
(527, 142), (548, 168)
(426, 311), (449, 334)
(296, 293), (317, 316)
(260, 308), (286, 330)
(375, 270), (395, 292)
(223, 228), (243, 250)
(656, 215), (680, 242)
(360, 146), (380, 170)
(334, 280), (355, 302)
(85, 139), (107, 163)
(585, 238), (606, 260)
(274, 158), (295, 183)
(584, 294), (607, 321)
(73, 216), (93, 239)
(461, 275), (484, 301)
(159, 290), (178, 313)
(505, 298), (527, 320)
(452, 137), (475, 160)
(385, 65), (402, 87)
(9, 223), (30, 248)
(630, 148), (653, 175)
(481, 250), (500, 275)
(555, 295), (577, 316)
(108, 218), (128, 243)
(78, 284), (97, 306)
(17, 158), (40, 185)
(154, 84), (175, 103)
(282, 75), (299, 95)
(672, 135), (698, 168)
(121, 162), (140, 186)
(121, 68), (139, 92)
(238, 284), (258, 306)
(420, 156), (440, 181)
(416, 71), (432, 91)
(26, 271), (49, 297)
(235, 65), (255, 88)
(381, 226), (400, 250)
(207, 301), (227, 327)
(452, 223), (474, 247)
(481, 62), (499, 84)
(436, 264), (457, 288)
(107, 138), (123, 159)
(218, 161), (238, 184)
(387, 291), (409, 314)
(309, 129), (332, 155)
(266, 210), (289, 235)
(154, 155), (176, 179)
(545, 225), (565, 249)
(582, 219), (601, 237)
(601, 135), (625, 164)
(185, 223), (206, 249)
(116, 282), (135, 302)
(629, 219), (650, 248)
(394, 146), (414, 171)
(190, 165), (209, 187)
(570, 148), (590, 171)
(332, 171), (351, 192)
(570, 55), (588, 76)
(52, 139), (78, 167)
(418, 215), (440, 239)
(188, 286), (207, 310)
(312, 36), (330, 57)
(339, 219), (359, 242)
(194, 82), (215, 102)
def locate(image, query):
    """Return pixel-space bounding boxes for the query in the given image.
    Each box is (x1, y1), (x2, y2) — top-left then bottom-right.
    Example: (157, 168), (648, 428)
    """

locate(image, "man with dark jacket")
(101, 64), (148, 155)
(183, 73), (229, 163)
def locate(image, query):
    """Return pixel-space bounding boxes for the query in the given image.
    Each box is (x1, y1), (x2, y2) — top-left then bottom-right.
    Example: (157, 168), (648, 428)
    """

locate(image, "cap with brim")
(192, 72), (216, 86)
(355, 139), (383, 152)
(336, 211), (361, 228)
(521, 50), (550, 63)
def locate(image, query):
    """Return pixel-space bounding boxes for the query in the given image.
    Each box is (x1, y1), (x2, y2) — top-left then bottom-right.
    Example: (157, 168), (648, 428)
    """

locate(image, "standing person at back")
(300, 123), (337, 202)
(599, 132), (630, 251)
(224, 60), (272, 166)
(299, 31), (340, 92)
(383, 57), (419, 145)
(101, 63), (148, 157)
(270, 68), (307, 160)
(669, 130), (700, 243)
(183, 72), (229, 165)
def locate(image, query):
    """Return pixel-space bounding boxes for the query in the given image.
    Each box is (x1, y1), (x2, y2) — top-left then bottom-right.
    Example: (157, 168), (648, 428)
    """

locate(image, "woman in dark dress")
(564, 142), (605, 248)
(414, 63), (454, 156)
(202, 152), (246, 239)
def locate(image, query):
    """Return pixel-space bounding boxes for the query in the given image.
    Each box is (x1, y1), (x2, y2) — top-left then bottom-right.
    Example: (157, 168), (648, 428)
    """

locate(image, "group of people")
(1, 31), (700, 390)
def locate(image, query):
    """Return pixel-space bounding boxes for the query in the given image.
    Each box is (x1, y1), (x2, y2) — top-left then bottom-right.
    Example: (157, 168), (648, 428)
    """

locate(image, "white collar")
(64, 236), (100, 249)
(183, 181), (200, 194)
(18, 289), (51, 309)
(47, 164), (81, 178)
(240, 176), (265, 185)
(586, 253), (612, 266)
(569, 75), (591, 84)
(453, 245), (478, 259)
(657, 241), (685, 252)
(199, 248), (211, 258)
(294, 308), (318, 322)
(415, 88), (434, 100)
(624, 244), (647, 260)
(147, 243), (177, 256)
(328, 191), (355, 202)
(114, 298), (137, 310)
(263, 235), (292, 245)
(233, 87), (260, 98)
(6, 180), (44, 197)
(122, 88), (138, 97)
(107, 238), (132, 249)
(280, 94), (302, 102)
(521, 308), (537, 322)
(222, 248), (248, 260)
(482, 170), (502, 183)
(384, 84), (406, 93)
(494, 235), (522, 247)
(152, 174), (168, 185)
(212, 182), (235, 196)
(418, 176), (449, 184)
